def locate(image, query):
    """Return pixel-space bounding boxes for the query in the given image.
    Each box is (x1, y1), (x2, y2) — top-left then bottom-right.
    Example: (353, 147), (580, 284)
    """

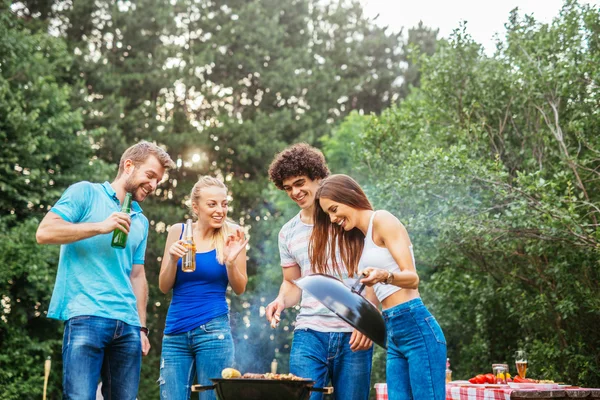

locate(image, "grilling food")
(221, 368), (242, 379)
(242, 372), (307, 381)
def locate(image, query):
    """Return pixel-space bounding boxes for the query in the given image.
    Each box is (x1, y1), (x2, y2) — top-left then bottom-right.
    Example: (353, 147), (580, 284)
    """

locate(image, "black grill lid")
(294, 273), (387, 349)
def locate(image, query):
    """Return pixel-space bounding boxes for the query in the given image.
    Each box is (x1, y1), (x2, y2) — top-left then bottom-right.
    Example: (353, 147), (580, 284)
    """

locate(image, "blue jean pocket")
(425, 316), (446, 345)
(202, 315), (230, 334)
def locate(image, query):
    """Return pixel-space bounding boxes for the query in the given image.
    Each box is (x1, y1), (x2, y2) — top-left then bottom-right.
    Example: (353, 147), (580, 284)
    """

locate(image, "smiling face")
(282, 175), (321, 210)
(319, 197), (359, 231)
(192, 185), (229, 229)
(123, 155), (166, 202)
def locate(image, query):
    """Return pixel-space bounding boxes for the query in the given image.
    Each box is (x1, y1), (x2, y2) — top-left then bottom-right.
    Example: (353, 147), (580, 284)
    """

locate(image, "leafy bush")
(327, 0), (600, 386)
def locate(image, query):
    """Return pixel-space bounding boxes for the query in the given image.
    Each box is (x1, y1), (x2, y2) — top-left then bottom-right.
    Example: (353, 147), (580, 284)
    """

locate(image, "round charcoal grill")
(192, 378), (333, 400)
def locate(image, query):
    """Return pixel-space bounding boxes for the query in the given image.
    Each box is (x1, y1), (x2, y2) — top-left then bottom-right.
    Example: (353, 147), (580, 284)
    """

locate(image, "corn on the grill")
(221, 368), (242, 379)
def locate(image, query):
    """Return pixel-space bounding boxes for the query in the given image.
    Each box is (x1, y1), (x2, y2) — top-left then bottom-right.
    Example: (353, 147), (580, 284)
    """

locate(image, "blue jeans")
(159, 314), (234, 400)
(383, 298), (447, 400)
(62, 315), (141, 400)
(290, 328), (373, 400)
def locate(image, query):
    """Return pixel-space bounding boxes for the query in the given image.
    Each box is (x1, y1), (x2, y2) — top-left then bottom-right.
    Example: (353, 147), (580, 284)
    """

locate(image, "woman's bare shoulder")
(374, 210), (404, 227)
(165, 222), (185, 238)
(373, 210), (409, 238)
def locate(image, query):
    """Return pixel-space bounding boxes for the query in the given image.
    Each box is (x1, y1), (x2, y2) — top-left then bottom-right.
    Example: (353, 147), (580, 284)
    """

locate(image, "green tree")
(0, 6), (112, 398)
(327, 0), (600, 386)
(0, 5), (108, 221)
(398, 21), (439, 99)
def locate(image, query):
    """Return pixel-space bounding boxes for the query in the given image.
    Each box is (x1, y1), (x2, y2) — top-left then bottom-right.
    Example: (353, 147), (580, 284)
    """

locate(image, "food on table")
(467, 372), (513, 384)
(513, 376), (538, 384)
(221, 368), (242, 379)
(468, 374), (495, 384)
(466, 372), (556, 386)
(496, 372), (512, 381)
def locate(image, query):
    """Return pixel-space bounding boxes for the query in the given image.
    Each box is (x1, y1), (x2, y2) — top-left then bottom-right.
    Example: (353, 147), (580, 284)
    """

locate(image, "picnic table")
(373, 383), (600, 400)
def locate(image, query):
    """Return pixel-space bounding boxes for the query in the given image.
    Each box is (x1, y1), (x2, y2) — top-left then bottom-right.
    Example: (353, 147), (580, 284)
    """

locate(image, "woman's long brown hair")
(309, 174), (373, 278)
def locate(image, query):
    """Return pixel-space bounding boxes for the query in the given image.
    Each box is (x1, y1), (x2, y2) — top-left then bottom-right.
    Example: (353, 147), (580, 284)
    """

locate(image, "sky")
(361, 0), (600, 53)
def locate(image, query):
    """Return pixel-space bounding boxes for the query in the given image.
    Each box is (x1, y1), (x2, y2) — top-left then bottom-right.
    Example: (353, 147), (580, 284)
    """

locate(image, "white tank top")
(358, 211), (415, 302)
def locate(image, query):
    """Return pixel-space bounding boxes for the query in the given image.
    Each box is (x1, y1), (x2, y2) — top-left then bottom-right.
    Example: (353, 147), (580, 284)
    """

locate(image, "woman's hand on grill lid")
(359, 267), (388, 286)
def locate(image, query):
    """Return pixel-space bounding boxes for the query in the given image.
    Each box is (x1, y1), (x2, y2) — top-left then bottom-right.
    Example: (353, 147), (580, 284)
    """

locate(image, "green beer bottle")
(111, 192), (132, 249)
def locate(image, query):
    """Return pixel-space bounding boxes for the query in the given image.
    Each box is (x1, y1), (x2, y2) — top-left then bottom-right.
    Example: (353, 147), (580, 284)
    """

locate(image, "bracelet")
(140, 326), (149, 336)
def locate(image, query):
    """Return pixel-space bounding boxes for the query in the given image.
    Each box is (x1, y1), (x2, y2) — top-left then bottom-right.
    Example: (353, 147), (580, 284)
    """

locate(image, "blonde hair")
(190, 176), (231, 264)
(117, 141), (176, 178)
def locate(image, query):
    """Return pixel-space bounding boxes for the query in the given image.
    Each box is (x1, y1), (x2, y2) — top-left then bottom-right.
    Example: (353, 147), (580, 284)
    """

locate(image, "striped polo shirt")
(278, 213), (353, 332)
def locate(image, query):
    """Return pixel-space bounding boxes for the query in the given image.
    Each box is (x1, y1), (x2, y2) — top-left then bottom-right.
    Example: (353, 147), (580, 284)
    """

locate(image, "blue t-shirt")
(164, 224), (229, 335)
(47, 181), (148, 327)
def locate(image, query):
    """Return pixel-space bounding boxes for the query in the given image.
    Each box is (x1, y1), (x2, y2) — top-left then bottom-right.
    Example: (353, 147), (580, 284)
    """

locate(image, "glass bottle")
(181, 219), (196, 272)
(111, 193), (132, 249)
(271, 359), (278, 374)
(445, 358), (452, 383)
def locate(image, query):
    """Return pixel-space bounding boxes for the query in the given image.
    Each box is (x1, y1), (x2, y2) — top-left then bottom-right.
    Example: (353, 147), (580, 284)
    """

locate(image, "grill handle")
(309, 386), (334, 395)
(191, 384), (216, 392)
(350, 271), (368, 295)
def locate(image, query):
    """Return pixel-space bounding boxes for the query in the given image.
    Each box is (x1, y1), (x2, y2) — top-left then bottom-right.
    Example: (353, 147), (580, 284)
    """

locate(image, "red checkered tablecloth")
(375, 383), (511, 400)
(375, 383), (600, 400)
(374, 383), (388, 400)
(445, 384), (511, 400)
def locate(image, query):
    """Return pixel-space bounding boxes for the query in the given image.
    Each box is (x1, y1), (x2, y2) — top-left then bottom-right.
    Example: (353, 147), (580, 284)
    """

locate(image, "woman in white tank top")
(309, 174), (447, 400)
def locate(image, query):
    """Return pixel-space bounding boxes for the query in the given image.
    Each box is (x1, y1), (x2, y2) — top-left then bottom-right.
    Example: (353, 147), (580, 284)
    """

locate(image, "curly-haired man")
(265, 143), (374, 400)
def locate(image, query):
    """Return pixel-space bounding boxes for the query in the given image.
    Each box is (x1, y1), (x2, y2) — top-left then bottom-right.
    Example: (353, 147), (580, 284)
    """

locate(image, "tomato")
(513, 376), (537, 383)
(513, 376), (526, 383)
(469, 377), (478, 384)
(475, 374), (486, 384)
(485, 373), (496, 384)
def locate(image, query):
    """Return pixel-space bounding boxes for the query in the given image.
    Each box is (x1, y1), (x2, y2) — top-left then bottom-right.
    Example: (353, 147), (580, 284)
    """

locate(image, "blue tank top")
(164, 224), (229, 335)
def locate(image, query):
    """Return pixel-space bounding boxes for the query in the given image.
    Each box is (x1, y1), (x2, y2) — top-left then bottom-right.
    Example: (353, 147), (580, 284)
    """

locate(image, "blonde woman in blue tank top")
(158, 176), (249, 400)
(309, 174), (447, 400)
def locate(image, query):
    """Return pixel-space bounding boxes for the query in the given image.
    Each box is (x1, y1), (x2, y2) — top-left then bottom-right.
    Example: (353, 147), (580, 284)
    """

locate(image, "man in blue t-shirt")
(36, 141), (175, 400)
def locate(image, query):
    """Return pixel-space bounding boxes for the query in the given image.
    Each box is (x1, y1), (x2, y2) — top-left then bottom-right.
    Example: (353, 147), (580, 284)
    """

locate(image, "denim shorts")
(159, 314), (234, 400)
(290, 328), (373, 400)
(383, 298), (447, 400)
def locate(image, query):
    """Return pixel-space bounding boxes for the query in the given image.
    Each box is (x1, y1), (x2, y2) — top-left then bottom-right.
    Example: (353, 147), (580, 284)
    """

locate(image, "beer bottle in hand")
(111, 193), (132, 249)
(182, 219), (196, 272)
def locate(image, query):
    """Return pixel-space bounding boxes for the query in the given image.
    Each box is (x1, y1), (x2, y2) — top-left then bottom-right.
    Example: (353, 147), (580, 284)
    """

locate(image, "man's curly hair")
(268, 143), (330, 190)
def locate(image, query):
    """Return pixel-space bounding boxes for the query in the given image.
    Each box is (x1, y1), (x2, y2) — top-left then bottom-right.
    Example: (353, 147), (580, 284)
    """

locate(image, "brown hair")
(268, 143), (330, 190)
(117, 141), (176, 178)
(309, 174), (373, 278)
(189, 176), (231, 264)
